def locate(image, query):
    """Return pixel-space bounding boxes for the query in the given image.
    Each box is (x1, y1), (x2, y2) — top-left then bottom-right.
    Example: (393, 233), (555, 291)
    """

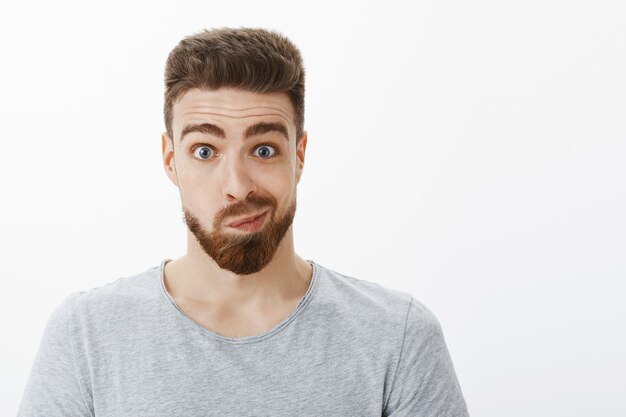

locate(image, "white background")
(1, 1), (625, 416)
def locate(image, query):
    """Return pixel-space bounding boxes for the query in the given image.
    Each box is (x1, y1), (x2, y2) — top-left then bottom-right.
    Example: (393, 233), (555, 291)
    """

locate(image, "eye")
(192, 145), (214, 160)
(252, 144), (278, 159)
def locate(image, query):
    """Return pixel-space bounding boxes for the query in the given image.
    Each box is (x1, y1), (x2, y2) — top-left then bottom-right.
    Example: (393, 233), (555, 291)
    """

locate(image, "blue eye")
(193, 146), (214, 160)
(191, 143), (278, 161)
(253, 145), (277, 158)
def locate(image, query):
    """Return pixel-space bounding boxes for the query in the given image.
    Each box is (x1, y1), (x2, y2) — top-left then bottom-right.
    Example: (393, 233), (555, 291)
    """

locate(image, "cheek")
(177, 173), (218, 213)
(277, 180), (298, 208)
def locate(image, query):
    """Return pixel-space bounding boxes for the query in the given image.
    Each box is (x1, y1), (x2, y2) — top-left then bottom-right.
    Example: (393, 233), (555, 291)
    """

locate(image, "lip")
(227, 209), (269, 227)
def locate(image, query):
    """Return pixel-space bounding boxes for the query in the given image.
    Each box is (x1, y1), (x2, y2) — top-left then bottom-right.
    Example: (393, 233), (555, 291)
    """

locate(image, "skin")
(161, 87), (312, 338)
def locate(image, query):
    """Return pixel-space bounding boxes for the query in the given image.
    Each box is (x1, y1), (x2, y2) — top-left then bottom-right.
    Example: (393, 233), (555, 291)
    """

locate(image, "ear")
(295, 130), (308, 184)
(161, 132), (179, 187)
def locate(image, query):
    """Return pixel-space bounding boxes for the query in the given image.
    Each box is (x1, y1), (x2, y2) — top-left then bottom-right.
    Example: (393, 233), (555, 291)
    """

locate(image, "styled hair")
(163, 27), (306, 144)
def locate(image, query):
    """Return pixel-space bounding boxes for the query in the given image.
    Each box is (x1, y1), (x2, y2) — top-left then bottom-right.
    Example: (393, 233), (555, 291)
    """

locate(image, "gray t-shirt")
(18, 259), (469, 416)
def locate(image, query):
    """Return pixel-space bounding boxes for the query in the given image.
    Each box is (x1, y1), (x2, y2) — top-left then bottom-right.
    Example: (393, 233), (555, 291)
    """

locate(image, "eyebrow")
(180, 121), (290, 143)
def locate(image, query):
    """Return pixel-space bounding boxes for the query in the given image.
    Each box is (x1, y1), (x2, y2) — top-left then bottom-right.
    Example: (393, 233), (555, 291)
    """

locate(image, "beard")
(182, 194), (297, 276)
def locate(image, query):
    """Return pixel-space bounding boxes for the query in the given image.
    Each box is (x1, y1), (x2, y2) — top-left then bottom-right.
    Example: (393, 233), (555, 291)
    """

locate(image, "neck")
(164, 228), (313, 314)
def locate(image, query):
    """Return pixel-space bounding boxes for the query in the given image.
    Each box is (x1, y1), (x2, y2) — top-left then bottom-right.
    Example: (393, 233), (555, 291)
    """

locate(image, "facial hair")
(182, 195), (297, 276)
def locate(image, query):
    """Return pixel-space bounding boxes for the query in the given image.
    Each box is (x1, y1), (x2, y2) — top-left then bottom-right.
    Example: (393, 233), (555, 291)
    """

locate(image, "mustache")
(216, 196), (276, 223)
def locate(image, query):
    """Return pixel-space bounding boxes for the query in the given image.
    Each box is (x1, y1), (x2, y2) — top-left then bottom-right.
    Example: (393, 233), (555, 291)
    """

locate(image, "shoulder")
(55, 262), (163, 327)
(312, 262), (435, 336)
(405, 296), (442, 334)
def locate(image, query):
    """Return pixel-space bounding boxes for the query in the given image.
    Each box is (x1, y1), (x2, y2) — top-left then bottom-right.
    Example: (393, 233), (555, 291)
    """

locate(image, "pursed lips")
(226, 209), (269, 227)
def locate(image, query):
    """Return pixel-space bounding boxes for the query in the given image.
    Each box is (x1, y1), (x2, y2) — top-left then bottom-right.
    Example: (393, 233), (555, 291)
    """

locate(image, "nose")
(220, 154), (257, 202)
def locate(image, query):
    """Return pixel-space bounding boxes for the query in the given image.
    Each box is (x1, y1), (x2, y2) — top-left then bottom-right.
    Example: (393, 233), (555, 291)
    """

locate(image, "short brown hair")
(163, 27), (306, 144)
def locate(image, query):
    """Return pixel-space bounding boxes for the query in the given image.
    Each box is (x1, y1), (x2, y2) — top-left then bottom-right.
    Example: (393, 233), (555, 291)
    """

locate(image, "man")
(18, 27), (469, 416)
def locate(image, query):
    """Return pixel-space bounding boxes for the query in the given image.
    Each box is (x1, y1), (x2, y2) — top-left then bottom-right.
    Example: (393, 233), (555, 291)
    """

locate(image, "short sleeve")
(17, 293), (93, 417)
(383, 297), (469, 417)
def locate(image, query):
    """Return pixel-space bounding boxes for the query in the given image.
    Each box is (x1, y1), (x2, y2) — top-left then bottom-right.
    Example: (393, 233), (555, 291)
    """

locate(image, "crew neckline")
(157, 258), (320, 344)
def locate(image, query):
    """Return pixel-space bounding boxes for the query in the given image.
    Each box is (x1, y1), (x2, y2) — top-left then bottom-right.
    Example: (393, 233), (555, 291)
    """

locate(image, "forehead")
(172, 88), (295, 138)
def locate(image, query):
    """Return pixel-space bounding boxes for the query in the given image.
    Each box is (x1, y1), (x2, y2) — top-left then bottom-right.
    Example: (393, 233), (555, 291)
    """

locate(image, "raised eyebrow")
(180, 123), (225, 142)
(244, 122), (289, 142)
(180, 121), (290, 143)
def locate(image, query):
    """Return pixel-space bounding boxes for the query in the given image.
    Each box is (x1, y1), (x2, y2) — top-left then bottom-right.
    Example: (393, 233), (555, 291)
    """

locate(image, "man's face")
(161, 87), (307, 275)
